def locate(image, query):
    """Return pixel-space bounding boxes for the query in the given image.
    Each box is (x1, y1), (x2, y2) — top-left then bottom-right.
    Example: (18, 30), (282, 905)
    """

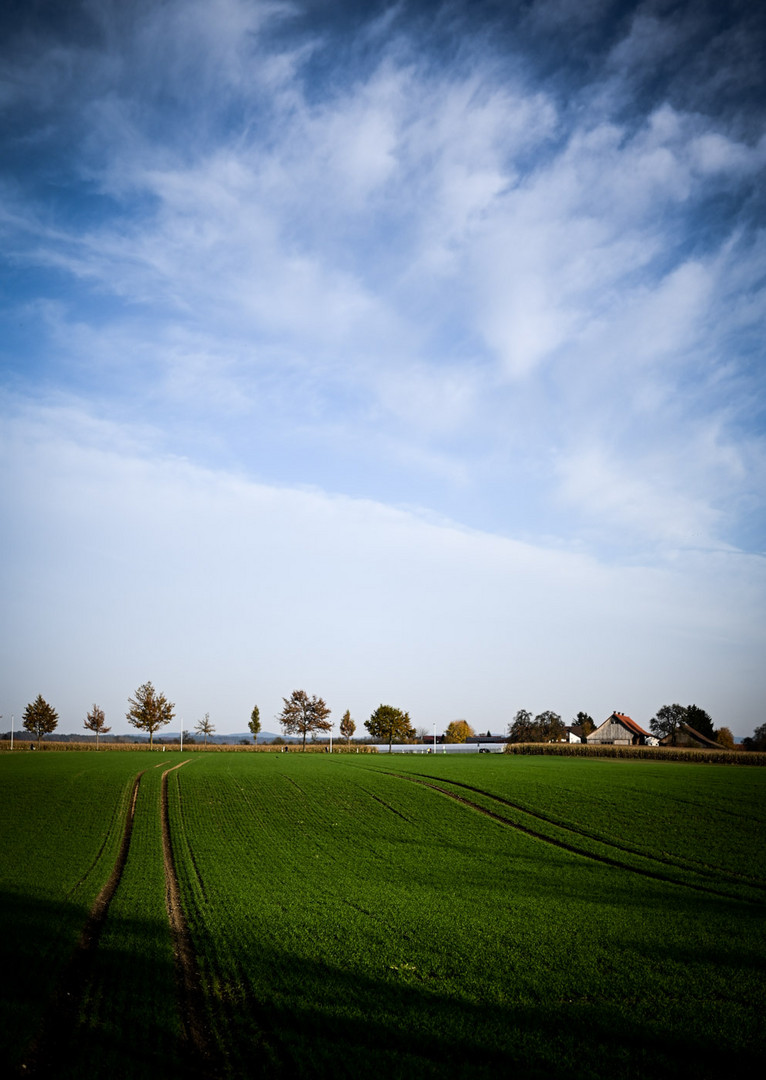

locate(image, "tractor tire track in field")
(19, 771), (145, 1077)
(360, 787), (412, 822)
(162, 765), (281, 1078)
(160, 761), (219, 1076)
(66, 776), (139, 901)
(416, 773), (766, 895)
(398, 774), (761, 904)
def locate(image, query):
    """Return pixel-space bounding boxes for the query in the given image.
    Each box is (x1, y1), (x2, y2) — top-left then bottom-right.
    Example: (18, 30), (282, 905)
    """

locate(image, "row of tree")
(15, 688), (763, 751)
(15, 685), (415, 753)
(507, 710), (576, 743)
(272, 690), (415, 752)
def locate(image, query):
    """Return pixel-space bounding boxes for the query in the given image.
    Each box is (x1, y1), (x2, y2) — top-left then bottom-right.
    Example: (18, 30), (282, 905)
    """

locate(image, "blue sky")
(1, 0), (764, 738)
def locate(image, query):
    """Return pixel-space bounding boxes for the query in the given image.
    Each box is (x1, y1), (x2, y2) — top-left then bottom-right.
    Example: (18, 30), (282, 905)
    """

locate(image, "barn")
(659, 722), (722, 749)
(586, 712), (653, 747)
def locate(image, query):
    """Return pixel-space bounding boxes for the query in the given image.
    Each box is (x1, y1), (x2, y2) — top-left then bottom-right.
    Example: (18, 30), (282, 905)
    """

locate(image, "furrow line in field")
(413, 773), (766, 894)
(403, 776), (760, 903)
(160, 761), (219, 1075)
(339, 896), (415, 939)
(282, 774), (307, 795)
(66, 774), (136, 900)
(363, 788), (412, 822)
(20, 770), (145, 1076)
(162, 766), (283, 1077)
(173, 768), (208, 902)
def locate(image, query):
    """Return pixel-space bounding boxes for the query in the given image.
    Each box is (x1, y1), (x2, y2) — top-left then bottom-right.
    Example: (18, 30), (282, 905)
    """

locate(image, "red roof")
(611, 712), (652, 738)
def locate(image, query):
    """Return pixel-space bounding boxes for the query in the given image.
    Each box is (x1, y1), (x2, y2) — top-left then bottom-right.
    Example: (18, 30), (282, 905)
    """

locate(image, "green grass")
(64, 764), (185, 1079)
(1, 751), (764, 1078)
(168, 753), (766, 1078)
(0, 752), (160, 1064)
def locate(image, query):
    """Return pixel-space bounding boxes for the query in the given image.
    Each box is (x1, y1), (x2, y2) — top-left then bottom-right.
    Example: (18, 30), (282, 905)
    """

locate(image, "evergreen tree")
(23, 694), (59, 748)
(685, 704), (715, 739)
(249, 704), (261, 743)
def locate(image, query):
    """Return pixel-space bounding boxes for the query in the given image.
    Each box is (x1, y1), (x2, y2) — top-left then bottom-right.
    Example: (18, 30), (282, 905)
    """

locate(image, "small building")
(586, 712), (652, 747)
(659, 723), (722, 750)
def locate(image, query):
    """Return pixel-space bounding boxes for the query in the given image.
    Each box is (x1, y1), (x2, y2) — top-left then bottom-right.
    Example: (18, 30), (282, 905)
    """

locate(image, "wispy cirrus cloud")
(0, 1), (764, 732)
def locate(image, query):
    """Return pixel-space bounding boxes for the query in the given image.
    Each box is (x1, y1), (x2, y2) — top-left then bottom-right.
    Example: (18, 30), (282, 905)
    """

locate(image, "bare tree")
(195, 712), (215, 746)
(84, 704), (111, 748)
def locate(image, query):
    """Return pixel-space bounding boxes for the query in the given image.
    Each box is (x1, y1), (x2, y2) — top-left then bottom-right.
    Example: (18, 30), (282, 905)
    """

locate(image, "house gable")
(586, 711), (652, 746)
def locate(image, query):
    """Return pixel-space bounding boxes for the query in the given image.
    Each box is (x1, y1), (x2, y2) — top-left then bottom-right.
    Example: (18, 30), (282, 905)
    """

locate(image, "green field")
(1, 752), (765, 1078)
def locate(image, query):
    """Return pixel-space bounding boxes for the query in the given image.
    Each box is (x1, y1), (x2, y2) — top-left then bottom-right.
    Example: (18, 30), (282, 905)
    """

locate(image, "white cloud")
(1, 0), (763, 741)
(1, 399), (764, 735)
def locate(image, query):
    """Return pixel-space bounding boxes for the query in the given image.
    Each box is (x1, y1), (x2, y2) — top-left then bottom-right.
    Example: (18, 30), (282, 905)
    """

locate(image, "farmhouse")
(659, 722), (722, 750)
(586, 712), (653, 747)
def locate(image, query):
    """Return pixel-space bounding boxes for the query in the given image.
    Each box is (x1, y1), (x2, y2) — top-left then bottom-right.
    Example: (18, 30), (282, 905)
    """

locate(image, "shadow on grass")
(0, 889), (187, 1079)
(195, 937), (766, 1080)
(3, 888), (765, 1080)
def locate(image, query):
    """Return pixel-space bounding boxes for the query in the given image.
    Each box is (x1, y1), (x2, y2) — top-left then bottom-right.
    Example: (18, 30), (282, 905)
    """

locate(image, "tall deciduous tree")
(23, 694), (58, 748)
(508, 709), (534, 742)
(534, 711), (565, 742)
(365, 704), (415, 752)
(444, 720), (475, 743)
(195, 712), (215, 746)
(84, 704), (111, 747)
(715, 727), (735, 750)
(248, 705), (261, 743)
(126, 681), (174, 748)
(339, 710), (355, 743)
(649, 703), (687, 743)
(279, 690), (331, 750)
